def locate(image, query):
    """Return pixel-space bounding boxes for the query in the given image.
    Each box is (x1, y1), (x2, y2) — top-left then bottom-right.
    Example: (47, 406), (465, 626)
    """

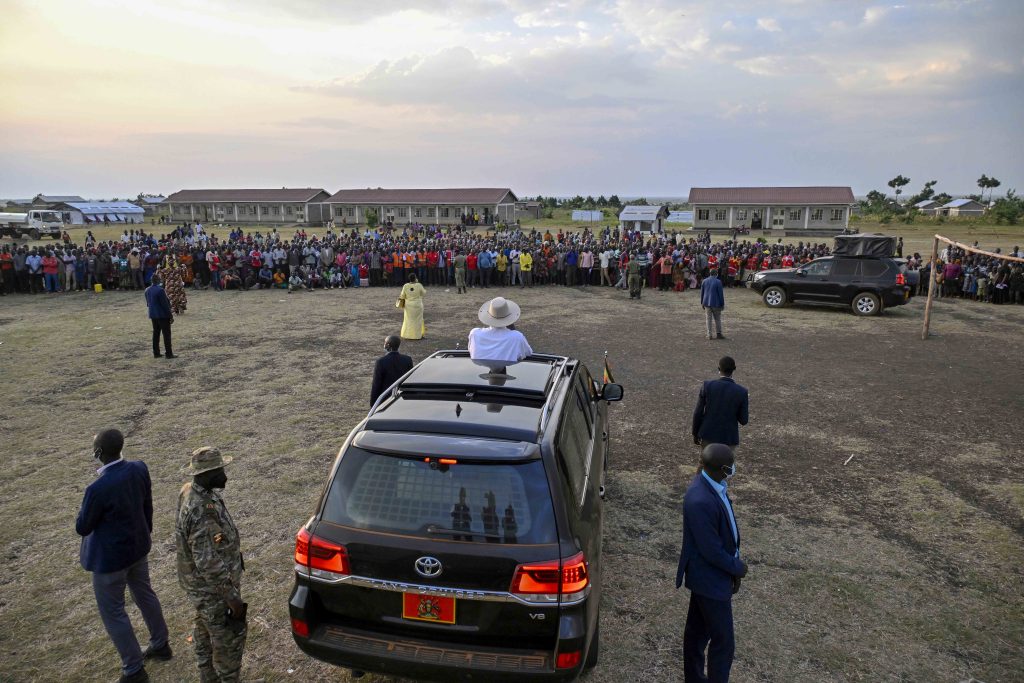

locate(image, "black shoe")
(716, 334), (726, 339)
(153, 352), (162, 358)
(143, 643), (173, 661)
(118, 668), (149, 683)
(163, 353), (177, 359)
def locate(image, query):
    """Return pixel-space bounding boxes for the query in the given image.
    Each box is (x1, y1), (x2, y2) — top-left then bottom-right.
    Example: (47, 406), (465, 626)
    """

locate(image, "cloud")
(302, 44), (656, 111)
(756, 17), (781, 32)
(862, 6), (890, 25)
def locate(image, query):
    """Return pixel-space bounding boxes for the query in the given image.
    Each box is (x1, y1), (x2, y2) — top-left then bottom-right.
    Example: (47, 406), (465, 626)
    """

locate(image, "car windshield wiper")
(426, 525), (505, 540)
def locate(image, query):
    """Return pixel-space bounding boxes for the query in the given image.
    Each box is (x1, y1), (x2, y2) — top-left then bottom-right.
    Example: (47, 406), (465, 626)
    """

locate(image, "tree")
(608, 195), (622, 208)
(597, 195), (607, 206)
(865, 190), (887, 207)
(887, 175), (911, 203)
(977, 175), (990, 202)
(933, 192), (952, 206)
(908, 180), (938, 205)
(365, 208), (379, 229)
(991, 188), (1020, 224)
(584, 195), (596, 208)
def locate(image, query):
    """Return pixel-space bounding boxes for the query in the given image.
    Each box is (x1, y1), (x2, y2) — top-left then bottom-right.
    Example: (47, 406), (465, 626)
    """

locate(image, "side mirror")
(796, 270), (806, 277)
(601, 383), (624, 402)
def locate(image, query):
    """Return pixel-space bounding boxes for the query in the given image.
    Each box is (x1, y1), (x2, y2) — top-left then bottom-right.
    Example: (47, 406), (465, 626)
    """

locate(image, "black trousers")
(683, 592), (734, 683)
(151, 318), (172, 356)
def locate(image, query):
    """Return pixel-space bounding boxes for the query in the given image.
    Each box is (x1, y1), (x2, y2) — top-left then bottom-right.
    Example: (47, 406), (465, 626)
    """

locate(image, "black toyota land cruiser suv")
(290, 351), (623, 681)
(750, 234), (911, 316)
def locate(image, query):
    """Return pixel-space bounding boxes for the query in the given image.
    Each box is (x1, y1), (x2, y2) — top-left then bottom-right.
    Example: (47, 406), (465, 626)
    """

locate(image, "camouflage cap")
(182, 446), (233, 476)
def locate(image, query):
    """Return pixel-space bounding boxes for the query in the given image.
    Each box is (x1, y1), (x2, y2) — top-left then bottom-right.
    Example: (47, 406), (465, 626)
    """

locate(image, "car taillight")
(896, 273), (906, 285)
(294, 527), (349, 581)
(291, 617), (310, 638)
(556, 651), (581, 669)
(510, 551), (588, 603)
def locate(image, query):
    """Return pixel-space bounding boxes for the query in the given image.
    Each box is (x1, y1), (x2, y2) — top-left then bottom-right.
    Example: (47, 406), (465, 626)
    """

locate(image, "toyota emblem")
(414, 556), (443, 578)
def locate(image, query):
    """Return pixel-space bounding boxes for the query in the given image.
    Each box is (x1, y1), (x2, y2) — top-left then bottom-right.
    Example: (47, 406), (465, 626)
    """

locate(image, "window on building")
(811, 208), (824, 221)
(415, 208), (422, 218)
(830, 208), (844, 221)
(752, 210), (762, 218)
(697, 209), (710, 221)
(441, 208), (450, 218)
(427, 208), (436, 218)
(271, 206), (280, 215)
(789, 209), (802, 221)
(398, 208), (408, 218)
(714, 209), (727, 221)
(286, 206), (293, 215)
(347, 207), (355, 217)
(736, 209), (747, 220)
(260, 205), (269, 215)
(248, 205), (255, 215)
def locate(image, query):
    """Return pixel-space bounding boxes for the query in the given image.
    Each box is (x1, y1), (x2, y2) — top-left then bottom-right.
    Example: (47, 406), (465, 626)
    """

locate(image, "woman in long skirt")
(159, 255), (188, 315)
(397, 274), (426, 340)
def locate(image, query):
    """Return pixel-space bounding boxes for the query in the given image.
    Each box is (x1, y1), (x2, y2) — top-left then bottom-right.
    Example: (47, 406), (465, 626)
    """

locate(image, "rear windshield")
(322, 447), (557, 544)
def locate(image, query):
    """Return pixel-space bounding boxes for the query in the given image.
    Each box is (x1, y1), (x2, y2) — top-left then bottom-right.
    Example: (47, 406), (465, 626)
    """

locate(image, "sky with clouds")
(1, 0), (1021, 198)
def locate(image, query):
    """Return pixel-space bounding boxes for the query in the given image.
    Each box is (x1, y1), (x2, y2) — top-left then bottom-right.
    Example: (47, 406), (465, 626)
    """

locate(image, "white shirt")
(96, 457), (124, 475)
(468, 327), (533, 364)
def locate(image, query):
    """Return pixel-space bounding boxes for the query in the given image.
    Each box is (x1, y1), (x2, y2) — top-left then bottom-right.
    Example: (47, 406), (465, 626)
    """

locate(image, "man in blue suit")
(692, 356), (748, 449)
(676, 443), (747, 683)
(145, 273), (175, 358)
(700, 269), (726, 339)
(76, 429), (171, 683)
(370, 335), (414, 405)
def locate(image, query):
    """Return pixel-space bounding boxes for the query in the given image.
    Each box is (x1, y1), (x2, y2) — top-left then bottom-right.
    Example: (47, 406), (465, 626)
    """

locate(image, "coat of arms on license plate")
(402, 593), (456, 624)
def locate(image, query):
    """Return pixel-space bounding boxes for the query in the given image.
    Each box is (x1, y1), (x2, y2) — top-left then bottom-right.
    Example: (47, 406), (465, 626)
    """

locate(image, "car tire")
(762, 286), (786, 308)
(852, 291), (881, 316)
(584, 618), (600, 670)
(29, 229), (40, 240)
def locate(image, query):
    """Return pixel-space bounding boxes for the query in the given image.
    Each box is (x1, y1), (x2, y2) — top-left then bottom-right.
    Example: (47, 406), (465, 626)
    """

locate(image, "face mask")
(721, 463), (736, 480)
(93, 448), (103, 462)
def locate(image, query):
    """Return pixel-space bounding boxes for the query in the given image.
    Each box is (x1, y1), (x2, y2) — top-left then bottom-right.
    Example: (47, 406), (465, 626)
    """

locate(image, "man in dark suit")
(692, 356), (748, 449)
(145, 273), (175, 358)
(676, 443), (747, 683)
(370, 334), (414, 405)
(76, 429), (171, 683)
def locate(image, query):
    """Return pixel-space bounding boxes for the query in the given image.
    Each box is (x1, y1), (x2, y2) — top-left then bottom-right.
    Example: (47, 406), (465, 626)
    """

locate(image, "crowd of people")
(907, 244), (1024, 304)
(2, 223), (1021, 307)
(0, 223), (836, 297)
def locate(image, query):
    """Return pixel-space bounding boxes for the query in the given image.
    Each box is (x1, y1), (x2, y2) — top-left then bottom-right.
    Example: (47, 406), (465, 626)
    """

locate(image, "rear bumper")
(881, 287), (911, 307)
(293, 623), (580, 682)
(290, 582), (587, 682)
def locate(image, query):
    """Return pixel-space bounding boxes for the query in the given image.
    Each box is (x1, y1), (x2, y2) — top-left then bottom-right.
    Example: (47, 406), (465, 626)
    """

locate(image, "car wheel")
(852, 292), (881, 316)
(584, 618), (600, 670)
(762, 286), (786, 308)
(29, 229), (40, 240)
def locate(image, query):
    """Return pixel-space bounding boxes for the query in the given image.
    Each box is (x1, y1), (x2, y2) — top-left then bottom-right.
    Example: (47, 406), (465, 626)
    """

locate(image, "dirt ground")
(0, 278), (1021, 682)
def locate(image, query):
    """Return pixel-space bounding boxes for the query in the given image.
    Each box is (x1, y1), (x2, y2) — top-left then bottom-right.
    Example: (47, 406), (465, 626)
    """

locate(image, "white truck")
(0, 210), (65, 240)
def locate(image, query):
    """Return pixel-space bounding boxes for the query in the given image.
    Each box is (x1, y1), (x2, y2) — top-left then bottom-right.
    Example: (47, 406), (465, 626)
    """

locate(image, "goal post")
(921, 234), (1024, 340)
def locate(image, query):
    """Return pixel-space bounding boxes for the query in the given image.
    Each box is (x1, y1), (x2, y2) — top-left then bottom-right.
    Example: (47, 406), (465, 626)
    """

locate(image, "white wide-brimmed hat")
(478, 297), (521, 327)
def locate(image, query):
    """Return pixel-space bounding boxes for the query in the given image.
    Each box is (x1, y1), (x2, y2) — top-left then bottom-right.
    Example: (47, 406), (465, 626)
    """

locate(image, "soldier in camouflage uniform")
(176, 447), (247, 683)
(627, 252), (643, 300)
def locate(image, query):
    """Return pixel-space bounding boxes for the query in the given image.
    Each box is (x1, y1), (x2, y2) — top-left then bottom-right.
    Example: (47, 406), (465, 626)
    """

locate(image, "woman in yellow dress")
(397, 274), (426, 339)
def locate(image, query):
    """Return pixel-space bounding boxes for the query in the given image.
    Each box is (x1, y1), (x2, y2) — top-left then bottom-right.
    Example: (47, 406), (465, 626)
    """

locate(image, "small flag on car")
(603, 352), (614, 384)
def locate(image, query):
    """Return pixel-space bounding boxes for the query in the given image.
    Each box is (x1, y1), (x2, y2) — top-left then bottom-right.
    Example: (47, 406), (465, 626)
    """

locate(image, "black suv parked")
(290, 351), (623, 681)
(750, 255), (911, 315)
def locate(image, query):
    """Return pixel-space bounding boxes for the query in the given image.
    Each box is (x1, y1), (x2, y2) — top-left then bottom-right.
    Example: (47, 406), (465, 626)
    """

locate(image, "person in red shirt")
(42, 251), (61, 293)
(0, 246), (15, 295)
(466, 251), (478, 288)
(426, 249), (439, 285)
(781, 253), (795, 268)
(761, 253), (771, 270)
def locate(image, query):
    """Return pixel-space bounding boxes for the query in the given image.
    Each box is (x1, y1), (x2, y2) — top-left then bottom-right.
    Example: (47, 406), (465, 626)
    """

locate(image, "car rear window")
(322, 447), (557, 544)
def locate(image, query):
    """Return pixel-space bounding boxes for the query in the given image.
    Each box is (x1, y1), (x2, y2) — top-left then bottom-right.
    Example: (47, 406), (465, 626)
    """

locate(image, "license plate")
(402, 593), (456, 625)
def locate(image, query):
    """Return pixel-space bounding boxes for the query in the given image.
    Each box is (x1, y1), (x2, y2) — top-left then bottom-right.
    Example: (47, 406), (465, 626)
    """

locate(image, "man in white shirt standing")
(468, 297), (532, 373)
